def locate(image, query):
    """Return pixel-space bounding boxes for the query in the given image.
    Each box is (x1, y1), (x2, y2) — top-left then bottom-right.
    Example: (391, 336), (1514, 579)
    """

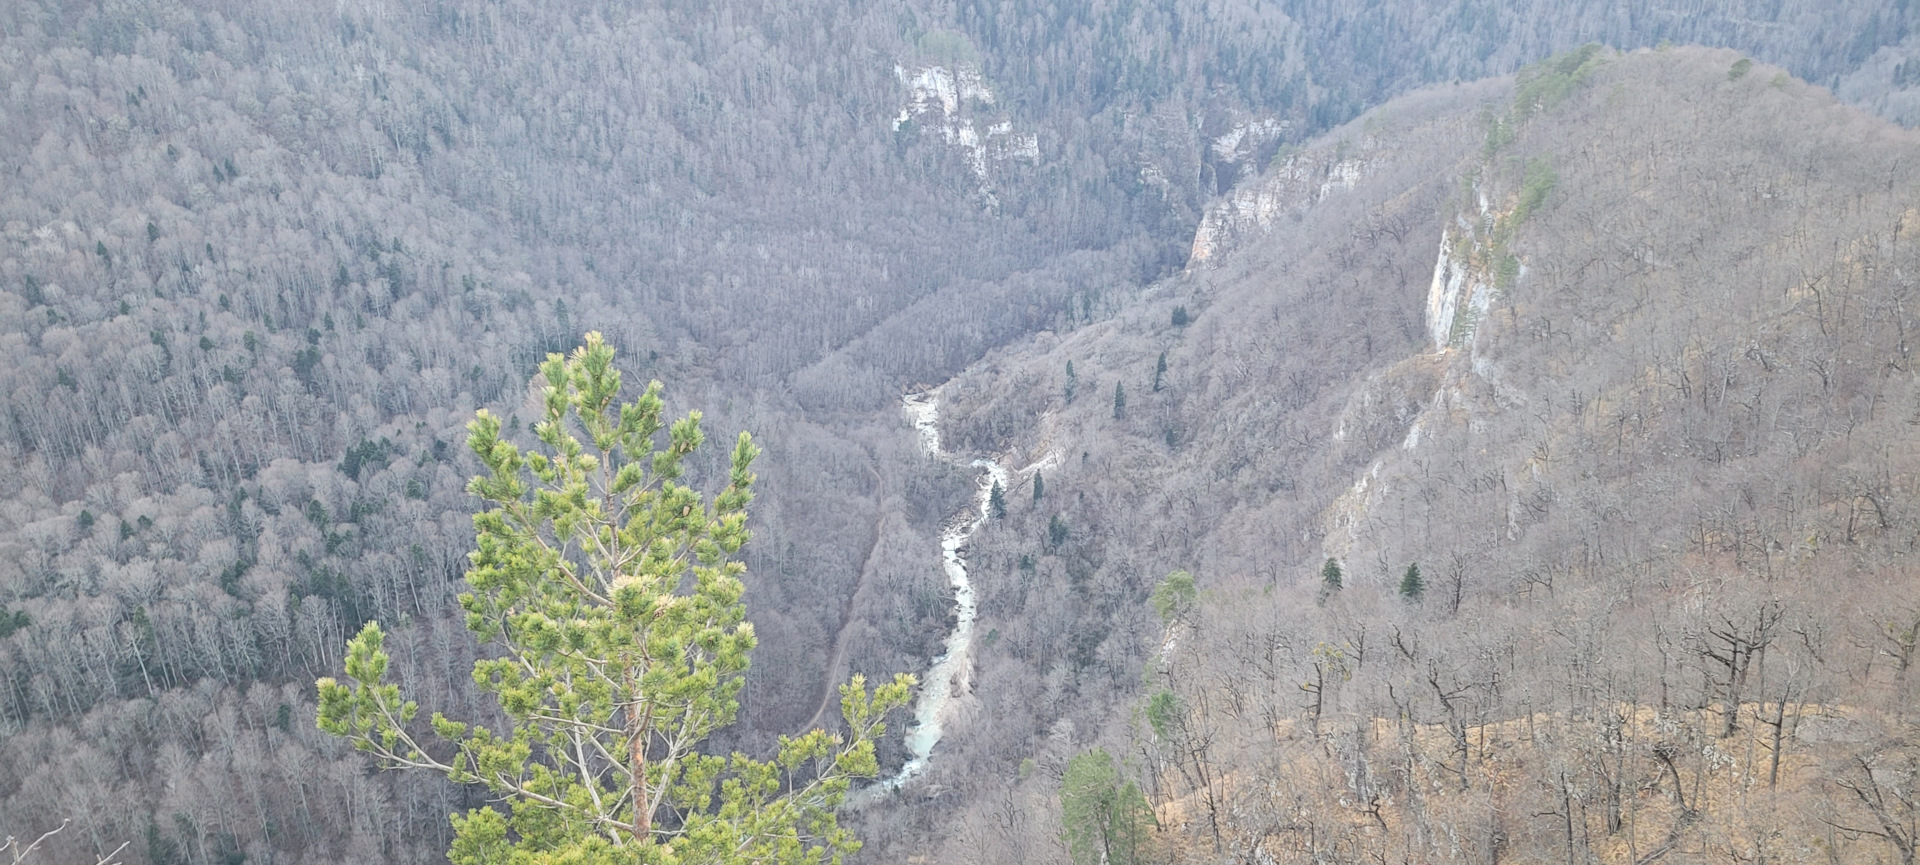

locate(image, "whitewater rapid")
(854, 390), (1004, 801)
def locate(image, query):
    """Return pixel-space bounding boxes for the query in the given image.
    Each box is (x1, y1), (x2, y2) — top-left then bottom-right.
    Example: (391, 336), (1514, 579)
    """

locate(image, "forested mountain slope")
(923, 46), (1920, 864)
(4, 0), (1920, 862)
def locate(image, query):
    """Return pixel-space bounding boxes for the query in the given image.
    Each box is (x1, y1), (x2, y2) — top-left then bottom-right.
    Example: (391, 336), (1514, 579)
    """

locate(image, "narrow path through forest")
(803, 513), (889, 733)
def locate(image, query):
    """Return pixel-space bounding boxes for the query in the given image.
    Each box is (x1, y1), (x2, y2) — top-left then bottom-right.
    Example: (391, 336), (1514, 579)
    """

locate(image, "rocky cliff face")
(892, 64), (1039, 207)
(1187, 148), (1376, 263)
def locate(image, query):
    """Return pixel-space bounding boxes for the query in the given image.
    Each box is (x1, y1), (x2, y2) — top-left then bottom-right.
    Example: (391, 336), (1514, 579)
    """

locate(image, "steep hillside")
(915, 46), (1920, 863)
(7, 0), (1920, 860)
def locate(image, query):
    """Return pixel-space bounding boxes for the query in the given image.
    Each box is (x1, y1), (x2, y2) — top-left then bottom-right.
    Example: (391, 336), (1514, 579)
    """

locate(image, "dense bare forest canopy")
(5, 1), (1920, 863)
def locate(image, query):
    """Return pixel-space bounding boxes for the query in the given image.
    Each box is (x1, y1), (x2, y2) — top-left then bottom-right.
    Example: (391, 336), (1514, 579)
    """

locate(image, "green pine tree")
(1061, 748), (1155, 865)
(1113, 381), (1126, 420)
(1145, 690), (1182, 741)
(1033, 471), (1044, 503)
(1153, 351), (1167, 392)
(1151, 570), (1196, 625)
(989, 480), (1007, 518)
(1064, 360), (1077, 405)
(1048, 513), (1070, 549)
(317, 333), (914, 865)
(1317, 558), (1343, 606)
(1399, 562), (1425, 602)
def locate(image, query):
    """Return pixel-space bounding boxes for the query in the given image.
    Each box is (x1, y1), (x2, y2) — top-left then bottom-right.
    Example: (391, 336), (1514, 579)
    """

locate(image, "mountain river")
(851, 389), (1006, 802)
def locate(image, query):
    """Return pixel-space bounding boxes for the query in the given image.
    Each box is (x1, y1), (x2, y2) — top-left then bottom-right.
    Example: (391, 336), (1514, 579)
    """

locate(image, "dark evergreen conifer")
(1399, 563), (1425, 602)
